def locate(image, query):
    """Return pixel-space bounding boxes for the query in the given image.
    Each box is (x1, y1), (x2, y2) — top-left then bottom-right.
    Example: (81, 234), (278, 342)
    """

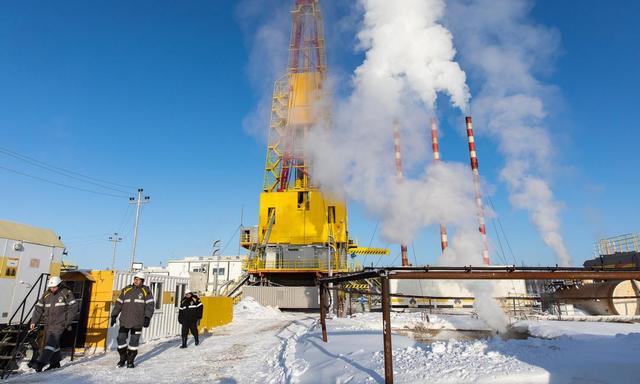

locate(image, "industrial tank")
(553, 280), (640, 316)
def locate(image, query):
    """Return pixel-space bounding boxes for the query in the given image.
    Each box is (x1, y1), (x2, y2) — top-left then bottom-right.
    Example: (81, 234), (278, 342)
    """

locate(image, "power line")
(220, 225), (241, 255)
(361, 220), (379, 267)
(486, 195), (520, 266)
(0, 146), (135, 191)
(0, 165), (130, 198)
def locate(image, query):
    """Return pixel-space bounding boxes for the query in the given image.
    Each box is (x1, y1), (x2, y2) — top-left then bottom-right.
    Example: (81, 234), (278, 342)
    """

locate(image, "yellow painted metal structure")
(242, 1), (392, 281)
(49, 262), (62, 276)
(198, 296), (234, 333)
(84, 270), (114, 353)
(258, 190), (347, 245)
(288, 72), (323, 126)
(349, 247), (390, 256)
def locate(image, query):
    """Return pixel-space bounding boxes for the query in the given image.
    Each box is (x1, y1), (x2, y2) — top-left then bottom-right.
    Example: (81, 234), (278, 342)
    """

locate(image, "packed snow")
(8, 297), (640, 383)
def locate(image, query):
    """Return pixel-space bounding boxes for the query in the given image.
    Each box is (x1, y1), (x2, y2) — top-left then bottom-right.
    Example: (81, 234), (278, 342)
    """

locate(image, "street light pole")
(109, 232), (123, 270)
(212, 240), (221, 295)
(130, 188), (150, 271)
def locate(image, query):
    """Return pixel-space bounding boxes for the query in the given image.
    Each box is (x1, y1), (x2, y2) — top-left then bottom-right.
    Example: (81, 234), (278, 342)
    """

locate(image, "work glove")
(143, 317), (151, 328)
(110, 316), (117, 327)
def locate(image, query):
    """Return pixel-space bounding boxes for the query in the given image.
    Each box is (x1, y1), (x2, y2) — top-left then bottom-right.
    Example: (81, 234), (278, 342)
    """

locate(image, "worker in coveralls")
(110, 271), (154, 368)
(178, 288), (203, 348)
(30, 276), (78, 372)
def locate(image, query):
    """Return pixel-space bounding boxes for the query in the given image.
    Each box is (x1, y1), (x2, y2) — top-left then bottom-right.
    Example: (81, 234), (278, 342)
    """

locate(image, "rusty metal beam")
(319, 283), (328, 342)
(388, 271), (640, 280)
(317, 270), (380, 284)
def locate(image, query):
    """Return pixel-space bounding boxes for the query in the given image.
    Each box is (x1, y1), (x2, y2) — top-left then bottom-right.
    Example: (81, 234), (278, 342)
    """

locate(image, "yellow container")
(198, 296), (233, 333)
(84, 270), (114, 353)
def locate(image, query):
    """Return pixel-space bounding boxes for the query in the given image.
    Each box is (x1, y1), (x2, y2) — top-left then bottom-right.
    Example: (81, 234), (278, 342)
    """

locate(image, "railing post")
(381, 272), (393, 384)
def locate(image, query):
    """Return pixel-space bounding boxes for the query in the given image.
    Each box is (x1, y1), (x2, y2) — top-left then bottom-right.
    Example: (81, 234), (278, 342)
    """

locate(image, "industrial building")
(146, 256), (246, 295)
(0, 219), (64, 324)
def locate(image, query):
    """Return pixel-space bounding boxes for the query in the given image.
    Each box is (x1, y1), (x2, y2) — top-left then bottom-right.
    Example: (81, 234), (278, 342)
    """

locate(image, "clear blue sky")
(0, 1), (638, 270)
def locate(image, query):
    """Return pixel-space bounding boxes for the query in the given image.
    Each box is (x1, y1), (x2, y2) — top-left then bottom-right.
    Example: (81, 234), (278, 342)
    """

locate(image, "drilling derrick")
(241, 0), (351, 286)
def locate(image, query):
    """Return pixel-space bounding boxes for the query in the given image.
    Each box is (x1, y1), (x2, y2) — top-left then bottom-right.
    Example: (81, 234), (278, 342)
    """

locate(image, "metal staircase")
(0, 273), (50, 379)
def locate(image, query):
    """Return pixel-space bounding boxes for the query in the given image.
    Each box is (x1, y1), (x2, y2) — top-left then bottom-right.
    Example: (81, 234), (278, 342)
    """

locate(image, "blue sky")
(0, 0), (638, 270)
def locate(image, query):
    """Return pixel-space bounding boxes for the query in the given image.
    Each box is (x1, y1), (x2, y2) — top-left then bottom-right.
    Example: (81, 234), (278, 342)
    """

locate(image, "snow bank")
(233, 296), (287, 320)
(327, 311), (493, 332)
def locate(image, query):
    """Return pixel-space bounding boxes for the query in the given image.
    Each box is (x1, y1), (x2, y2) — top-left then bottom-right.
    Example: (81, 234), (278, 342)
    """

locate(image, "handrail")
(243, 258), (349, 272)
(226, 274), (251, 298)
(1, 273), (50, 380)
(8, 273), (50, 325)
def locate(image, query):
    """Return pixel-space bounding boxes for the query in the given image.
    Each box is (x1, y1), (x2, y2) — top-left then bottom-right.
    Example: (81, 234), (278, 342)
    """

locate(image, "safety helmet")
(184, 288), (193, 296)
(47, 276), (62, 288)
(133, 271), (146, 281)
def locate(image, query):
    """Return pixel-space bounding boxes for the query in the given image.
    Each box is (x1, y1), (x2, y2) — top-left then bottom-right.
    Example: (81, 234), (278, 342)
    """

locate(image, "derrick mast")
(241, 0), (350, 285)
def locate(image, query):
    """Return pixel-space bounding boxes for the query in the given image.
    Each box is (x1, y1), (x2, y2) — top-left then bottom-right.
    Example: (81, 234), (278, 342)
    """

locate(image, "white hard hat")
(133, 271), (146, 280)
(184, 288), (193, 295)
(47, 276), (62, 288)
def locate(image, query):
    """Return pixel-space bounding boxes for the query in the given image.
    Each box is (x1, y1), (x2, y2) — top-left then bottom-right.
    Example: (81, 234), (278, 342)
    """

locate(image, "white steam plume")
(310, 0), (476, 249)
(446, 0), (572, 266)
(355, 0), (470, 111)
(438, 228), (509, 333)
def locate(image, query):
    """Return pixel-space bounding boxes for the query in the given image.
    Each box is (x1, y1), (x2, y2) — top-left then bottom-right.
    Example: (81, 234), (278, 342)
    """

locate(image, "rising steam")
(446, 0), (572, 266)
(310, 0), (477, 249)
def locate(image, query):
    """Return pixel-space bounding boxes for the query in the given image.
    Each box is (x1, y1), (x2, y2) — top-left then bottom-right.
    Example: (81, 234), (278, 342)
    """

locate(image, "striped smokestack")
(393, 120), (410, 267)
(465, 116), (490, 265)
(430, 118), (449, 251)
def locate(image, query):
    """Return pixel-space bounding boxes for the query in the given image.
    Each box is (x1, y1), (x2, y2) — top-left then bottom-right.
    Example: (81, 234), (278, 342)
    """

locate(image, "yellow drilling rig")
(239, 0), (387, 293)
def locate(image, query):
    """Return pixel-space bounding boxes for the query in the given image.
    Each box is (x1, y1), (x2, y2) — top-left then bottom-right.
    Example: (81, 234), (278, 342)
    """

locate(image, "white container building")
(160, 256), (246, 295)
(0, 219), (65, 324)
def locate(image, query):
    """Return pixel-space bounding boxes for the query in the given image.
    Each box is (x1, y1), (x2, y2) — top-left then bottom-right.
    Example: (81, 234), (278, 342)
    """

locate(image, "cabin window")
(328, 206), (336, 223)
(297, 191), (309, 210)
(175, 284), (186, 307)
(267, 207), (276, 224)
(150, 282), (163, 309)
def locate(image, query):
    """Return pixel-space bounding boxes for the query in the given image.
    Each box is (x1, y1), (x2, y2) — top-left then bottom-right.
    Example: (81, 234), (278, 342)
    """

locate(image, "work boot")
(44, 362), (61, 371)
(126, 349), (137, 368)
(33, 362), (44, 373)
(194, 337), (199, 346)
(180, 336), (187, 348)
(116, 347), (127, 367)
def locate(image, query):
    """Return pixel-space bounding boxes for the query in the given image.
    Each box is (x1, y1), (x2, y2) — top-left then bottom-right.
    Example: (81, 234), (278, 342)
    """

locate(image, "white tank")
(553, 280), (640, 316)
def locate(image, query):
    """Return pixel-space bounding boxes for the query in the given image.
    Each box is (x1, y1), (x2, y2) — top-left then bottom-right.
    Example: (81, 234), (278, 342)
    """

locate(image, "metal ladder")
(0, 273), (50, 380)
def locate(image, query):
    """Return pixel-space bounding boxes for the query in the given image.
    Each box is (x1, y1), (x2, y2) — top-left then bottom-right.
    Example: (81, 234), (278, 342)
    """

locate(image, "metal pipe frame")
(381, 273), (393, 384)
(316, 266), (640, 384)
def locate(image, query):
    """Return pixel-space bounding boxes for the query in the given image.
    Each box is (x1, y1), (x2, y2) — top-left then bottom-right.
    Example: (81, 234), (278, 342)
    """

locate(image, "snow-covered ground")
(8, 298), (640, 383)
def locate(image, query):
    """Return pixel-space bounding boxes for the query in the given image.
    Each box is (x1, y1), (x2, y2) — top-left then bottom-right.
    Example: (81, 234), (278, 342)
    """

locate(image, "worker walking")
(110, 272), (154, 368)
(178, 288), (203, 348)
(30, 276), (78, 372)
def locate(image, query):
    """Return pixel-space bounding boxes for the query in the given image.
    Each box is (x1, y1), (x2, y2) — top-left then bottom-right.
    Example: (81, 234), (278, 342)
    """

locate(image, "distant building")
(147, 256), (246, 295)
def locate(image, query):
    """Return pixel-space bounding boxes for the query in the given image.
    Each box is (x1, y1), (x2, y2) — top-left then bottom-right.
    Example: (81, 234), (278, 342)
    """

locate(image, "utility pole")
(212, 240), (221, 295)
(109, 233), (123, 270)
(130, 188), (150, 271)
